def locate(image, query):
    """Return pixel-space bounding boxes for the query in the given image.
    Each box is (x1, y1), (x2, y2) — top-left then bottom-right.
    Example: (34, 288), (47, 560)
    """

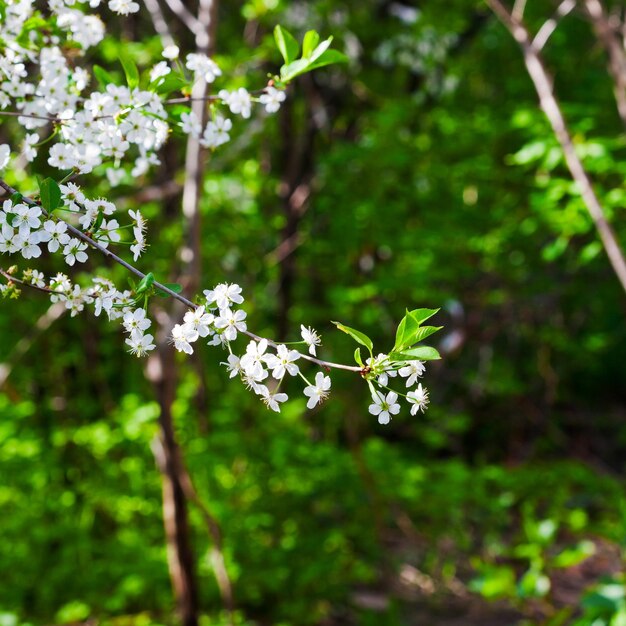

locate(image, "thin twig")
(533, 0), (577, 51)
(0, 181), (365, 374)
(512, 0), (527, 22)
(142, 0), (175, 47)
(0, 268), (56, 294)
(0, 178), (196, 306)
(160, 0), (203, 39)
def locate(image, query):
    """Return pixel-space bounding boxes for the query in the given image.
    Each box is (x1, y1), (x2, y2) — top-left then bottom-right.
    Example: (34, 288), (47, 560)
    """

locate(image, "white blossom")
(368, 390), (401, 425)
(303, 372), (331, 409)
(265, 344), (300, 379)
(213, 307), (247, 341)
(126, 331), (156, 356)
(407, 384), (429, 415)
(259, 87), (286, 113)
(398, 360), (426, 387)
(300, 324), (321, 356)
(261, 390), (288, 413)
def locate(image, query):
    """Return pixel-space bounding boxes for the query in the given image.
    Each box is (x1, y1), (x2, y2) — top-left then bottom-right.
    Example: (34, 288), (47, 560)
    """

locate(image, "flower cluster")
(364, 353), (430, 424)
(0, 1), (288, 189)
(0, 1), (437, 424)
(0, 178), (146, 263)
(165, 283), (332, 413)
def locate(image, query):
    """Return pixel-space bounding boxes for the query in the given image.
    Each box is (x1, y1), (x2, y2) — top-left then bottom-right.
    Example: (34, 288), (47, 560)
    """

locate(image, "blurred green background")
(1, 0), (626, 625)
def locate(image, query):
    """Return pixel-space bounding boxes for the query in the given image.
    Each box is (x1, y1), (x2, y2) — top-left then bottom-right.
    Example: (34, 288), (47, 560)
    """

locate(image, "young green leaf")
(407, 308), (440, 325)
(354, 347), (364, 367)
(38, 178), (61, 212)
(120, 56), (139, 88)
(302, 30), (320, 58)
(274, 25), (299, 64)
(93, 65), (116, 88)
(154, 73), (188, 95)
(306, 49), (349, 72)
(332, 321), (373, 354)
(279, 58), (311, 83)
(390, 346), (441, 361)
(136, 272), (155, 295)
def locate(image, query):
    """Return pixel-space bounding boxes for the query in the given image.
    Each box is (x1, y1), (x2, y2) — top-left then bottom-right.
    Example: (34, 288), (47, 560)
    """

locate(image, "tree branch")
(533, 0), (576, 51)
(487, 0), (626, 295)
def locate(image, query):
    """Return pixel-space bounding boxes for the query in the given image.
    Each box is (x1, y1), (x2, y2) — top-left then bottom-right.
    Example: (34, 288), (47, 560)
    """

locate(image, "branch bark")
(486, 0), (626, 295)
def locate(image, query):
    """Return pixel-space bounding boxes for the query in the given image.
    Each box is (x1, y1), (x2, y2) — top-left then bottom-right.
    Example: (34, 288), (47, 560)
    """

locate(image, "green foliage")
(2, 1), (626, 625)
(38, 178), (61, 212)
(273, 26), (348, 83)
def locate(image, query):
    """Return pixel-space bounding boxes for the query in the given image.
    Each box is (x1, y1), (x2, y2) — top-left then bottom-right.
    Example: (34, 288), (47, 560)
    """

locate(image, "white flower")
(126, 331), (156, 356)
(240, 338), (271, 379)
(186, 53), (221, 83)
(40, 220), (70, 253)
(108, 0), (139, 15)
(0, 144), (10, 169)
(265, 344), (300, 379)
(12, 203), (42, 237)
(219, 88), (252, 119)
(28, 270), (46, 288)
(300, 324), (321, 356)
(368, 390), (401, 425)
(171, 323), (195, 354)
(183, 306), (214, 338)
(63, 238), (88, 265)
(243, 369), (269, 396)
(398, 360), (426, 387)
(129, 209), (147, 236)
(180, 111), (202, 137)
(200, 115), (232, 148)
(123, 308), (151, 334)
(303, 372), (331, 409)
(213, 308), (247, 341)
(407, 384), (429, 415)
(60, 182), (85, 212)
(150, 61), (170, 83)
(259, 86), (286, 113)
(261, 390), (289, 413)
(204, 283), (244, 310)
(222, 354), (243, 378)
(162, 45), (179, 60)
(130, 241), (146, 261)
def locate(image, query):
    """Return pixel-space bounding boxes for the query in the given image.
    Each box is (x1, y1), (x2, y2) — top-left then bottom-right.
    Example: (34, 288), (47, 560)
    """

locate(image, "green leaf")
(156, 282), (183, 297)
(302, 31), (320, 58)
(274, 25), (299, 64)
(407, 308), (440, 325)
(10, 192), (22, 204)
(93, 64), (116, 88)
(393, 311), (419, 352)
(120, 56), (139, 88)
(280, 58), (311, 83)
(354, 347), (364, 367)
(136, 272), (155, 295)
(332, 321), (373, 354)
(38, 178), (61, 212)
(307, 49), (349, 72)
(92, 210), (104, 232)
(390, 346), (441, 361)
(154, 73), (188, 95)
